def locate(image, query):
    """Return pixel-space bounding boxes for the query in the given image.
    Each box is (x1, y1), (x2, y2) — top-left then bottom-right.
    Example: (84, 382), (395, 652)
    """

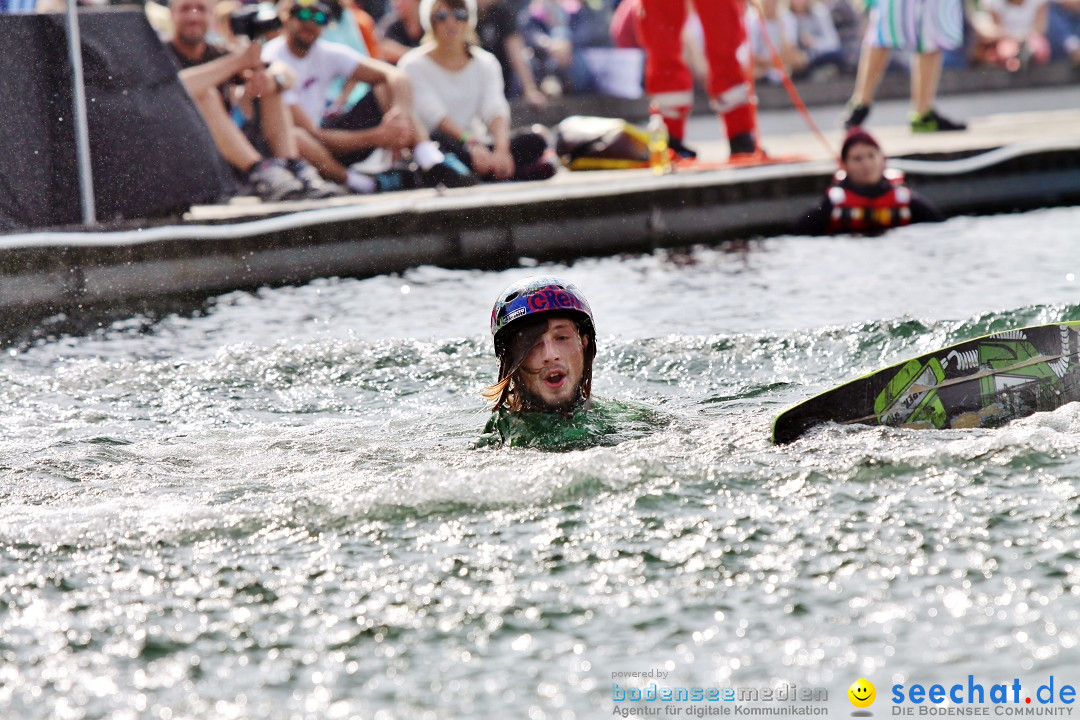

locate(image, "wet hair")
(482, 314), (596, 413)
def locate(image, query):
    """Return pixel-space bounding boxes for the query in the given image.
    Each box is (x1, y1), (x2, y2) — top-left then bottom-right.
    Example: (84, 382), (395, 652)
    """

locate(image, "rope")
(747, 0), (839, 164)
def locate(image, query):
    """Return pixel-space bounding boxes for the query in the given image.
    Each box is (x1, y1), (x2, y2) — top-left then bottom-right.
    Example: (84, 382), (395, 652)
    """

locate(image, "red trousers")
(638, 0), (756, 140)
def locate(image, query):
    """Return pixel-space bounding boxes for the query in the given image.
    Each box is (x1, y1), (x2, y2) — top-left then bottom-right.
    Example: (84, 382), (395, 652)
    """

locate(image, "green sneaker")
(911, 108), (967, 133)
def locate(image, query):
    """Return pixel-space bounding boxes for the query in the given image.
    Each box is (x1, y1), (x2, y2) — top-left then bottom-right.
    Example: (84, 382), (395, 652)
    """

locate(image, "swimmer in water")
(479, 275), (664, 449)
(483, 275), (596, 416)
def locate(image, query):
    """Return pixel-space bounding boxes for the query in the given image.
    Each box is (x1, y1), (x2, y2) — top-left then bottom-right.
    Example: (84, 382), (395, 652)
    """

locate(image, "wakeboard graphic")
(772, 322), (1080, 444)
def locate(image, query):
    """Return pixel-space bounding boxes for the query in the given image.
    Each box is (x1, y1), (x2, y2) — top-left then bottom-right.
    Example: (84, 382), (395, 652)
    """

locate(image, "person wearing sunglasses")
(397, 0), (557, 182)
(167, 0), (347, 201)
(261, 0), (479, 192)
(291, 5), (329, 24)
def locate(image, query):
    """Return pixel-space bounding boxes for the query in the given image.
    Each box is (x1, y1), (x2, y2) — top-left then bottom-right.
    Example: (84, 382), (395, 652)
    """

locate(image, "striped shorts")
(865, 0), (964, 52)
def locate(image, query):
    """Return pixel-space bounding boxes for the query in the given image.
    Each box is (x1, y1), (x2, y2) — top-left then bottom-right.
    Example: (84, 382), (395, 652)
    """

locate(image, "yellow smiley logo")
(848, 678), (876, 708)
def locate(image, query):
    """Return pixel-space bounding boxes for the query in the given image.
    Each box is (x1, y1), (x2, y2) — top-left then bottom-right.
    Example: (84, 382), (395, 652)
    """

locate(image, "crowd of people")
(151, 0), (1076, 200)
(4, 0), (1076, 203)
(148, 0), (1080, 102)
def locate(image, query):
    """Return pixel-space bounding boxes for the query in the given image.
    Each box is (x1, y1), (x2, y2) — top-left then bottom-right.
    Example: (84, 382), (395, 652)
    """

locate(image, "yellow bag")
(554, 115), (651, 171)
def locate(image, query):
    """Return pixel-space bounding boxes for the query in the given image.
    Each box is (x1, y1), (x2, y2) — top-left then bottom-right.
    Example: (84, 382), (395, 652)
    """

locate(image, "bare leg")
(188, 86), (260, 172)
(258, 85), (300, 159)
(912, 50), (943, 115)
(313, 127), (382, 156)
(295, 128), (348, 184)
(849, 46), (892, 105)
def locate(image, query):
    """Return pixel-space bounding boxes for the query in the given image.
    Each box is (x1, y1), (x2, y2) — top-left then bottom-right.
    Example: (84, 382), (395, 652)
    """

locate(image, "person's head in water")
(483, 276), (596, 414)
(840, 129), (886, 186)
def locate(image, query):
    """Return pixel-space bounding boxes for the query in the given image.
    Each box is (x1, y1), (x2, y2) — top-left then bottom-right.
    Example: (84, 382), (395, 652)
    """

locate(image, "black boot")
(729, 132), (758, 157)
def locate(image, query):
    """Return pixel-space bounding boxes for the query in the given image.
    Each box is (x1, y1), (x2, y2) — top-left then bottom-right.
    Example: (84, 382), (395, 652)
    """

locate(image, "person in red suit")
(637, 0), (761, 158)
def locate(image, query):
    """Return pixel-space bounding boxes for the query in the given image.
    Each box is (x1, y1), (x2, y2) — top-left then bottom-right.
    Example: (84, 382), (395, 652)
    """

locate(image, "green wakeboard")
(772, 322), (1080, 444)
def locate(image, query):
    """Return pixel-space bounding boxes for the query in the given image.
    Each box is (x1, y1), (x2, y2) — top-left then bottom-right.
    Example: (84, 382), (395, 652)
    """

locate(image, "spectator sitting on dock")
(793, 129), (942, 235)
(262, 0), (479, 191)
(789, 0), (850, 79)
(167, 0), (346, 201)
(476, 0), (550, 108)
(1046, 0), (1080, 62)
(521, 0), (599, 95)
(399, 0), (556, 182)
(377, 0), (425, 61)
(821, 0), (862, 72)
(973, 0), (1052, 70)
(324, 0), (380, 57)
(746, 0), (809, 84)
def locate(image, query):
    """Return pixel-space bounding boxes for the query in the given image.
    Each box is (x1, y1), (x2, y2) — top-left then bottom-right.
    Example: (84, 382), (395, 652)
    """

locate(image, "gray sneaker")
(244, 158), (305, 202)
(286, 158), (349, 199)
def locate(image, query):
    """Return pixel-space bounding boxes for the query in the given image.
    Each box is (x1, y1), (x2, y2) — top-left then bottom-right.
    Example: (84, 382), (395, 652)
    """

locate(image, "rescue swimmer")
(794, 129), (942, 236)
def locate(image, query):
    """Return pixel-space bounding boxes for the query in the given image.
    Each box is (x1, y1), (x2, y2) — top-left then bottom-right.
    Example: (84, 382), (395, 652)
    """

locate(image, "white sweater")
(399, 44), (511, 144)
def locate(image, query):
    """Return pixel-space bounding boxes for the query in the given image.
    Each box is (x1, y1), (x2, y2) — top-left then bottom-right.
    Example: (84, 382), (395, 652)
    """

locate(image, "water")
(2, 207), (1079, 719)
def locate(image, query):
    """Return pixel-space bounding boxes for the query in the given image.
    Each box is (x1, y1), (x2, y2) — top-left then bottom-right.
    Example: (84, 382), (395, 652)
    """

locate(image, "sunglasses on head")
(291, 6), (329, 25)
(432, 7), (469, 23)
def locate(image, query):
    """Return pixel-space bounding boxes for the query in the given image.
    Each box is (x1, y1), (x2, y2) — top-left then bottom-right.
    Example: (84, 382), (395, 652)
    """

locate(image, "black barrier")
(0, 10), (233, 231)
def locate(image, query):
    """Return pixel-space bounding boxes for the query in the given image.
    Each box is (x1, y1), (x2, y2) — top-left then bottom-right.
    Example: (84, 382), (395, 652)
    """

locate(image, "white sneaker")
(286, 158), (349, 199)
(348, 148), (394, 175)
(244, 158), (305, 202)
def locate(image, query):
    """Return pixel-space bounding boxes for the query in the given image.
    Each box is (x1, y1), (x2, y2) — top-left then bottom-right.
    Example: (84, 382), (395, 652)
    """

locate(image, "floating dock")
(2, 106), (1079, 318)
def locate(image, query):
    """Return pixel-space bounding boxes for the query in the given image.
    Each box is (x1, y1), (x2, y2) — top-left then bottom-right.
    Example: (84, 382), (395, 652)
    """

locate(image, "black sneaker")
(244, 158), (306, 202)
(514, 159), (558, 181)
(911, 108), (967, 133)
(729, 131), (758, 156)
(668, 136), (698, 159)
(285, 158), (349, 199)
(422, 153), (479, 189)
(843, 102), (871, 129)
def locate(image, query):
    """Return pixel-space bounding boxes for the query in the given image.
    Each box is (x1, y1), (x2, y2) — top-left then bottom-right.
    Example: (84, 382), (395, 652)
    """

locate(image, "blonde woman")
(399, 0), (555, 181)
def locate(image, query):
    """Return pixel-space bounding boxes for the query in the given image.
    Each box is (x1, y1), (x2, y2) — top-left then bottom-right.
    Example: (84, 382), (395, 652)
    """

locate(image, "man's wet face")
(517, 318), (588, 411)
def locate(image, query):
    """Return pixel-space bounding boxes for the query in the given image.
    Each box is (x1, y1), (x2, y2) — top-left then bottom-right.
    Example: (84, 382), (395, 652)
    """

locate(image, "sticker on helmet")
(526, 287), (586, 313)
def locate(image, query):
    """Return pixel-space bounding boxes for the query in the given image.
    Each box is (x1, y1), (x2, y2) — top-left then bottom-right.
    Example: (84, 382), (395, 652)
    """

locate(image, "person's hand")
(245, 68), (276, 98)
(468, 143), (494, 176)
(375, 107), (418, 149)
(237, 41), (264, 72)
(524, 86), (549, 109)
(491, 145), (514, 180)
(267, 62), (294, 91)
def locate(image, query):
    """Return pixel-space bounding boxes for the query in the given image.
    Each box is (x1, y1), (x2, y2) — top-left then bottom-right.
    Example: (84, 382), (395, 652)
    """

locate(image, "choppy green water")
(2, 208), (1079, 719)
